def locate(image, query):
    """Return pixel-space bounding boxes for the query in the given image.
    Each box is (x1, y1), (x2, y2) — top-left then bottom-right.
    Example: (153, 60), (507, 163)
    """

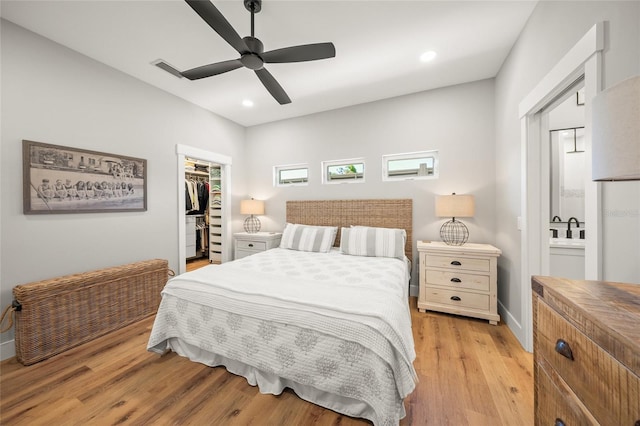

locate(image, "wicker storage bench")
(13, 259), (169, 365)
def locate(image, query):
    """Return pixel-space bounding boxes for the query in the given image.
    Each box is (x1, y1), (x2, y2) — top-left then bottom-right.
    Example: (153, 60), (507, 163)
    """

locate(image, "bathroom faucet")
(566, 217), (580, 238)
(552, 216), (562, 222)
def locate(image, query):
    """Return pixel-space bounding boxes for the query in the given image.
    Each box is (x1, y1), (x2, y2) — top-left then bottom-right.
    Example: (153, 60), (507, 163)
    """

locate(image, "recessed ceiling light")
(242, 99), (254, 107)
(420, 51), (437, 63)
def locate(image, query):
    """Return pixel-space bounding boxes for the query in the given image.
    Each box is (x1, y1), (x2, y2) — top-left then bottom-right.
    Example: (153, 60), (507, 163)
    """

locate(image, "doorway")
(176, 144), (232, 275)
(517, 23), (603, 351)
(544, 82), (587, 280)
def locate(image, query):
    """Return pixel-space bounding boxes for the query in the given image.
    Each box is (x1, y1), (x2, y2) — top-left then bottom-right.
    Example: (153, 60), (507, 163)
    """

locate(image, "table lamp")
(435, 193), (475, 245)
(240, 198), (264, 233)
(592, 75), (640, 181)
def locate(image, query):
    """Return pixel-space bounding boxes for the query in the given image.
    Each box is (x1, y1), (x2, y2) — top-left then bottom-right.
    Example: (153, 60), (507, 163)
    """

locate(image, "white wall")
(245, 79), (497, 295)
(495, 1), (640, 345)
(0, 20), (246, 356)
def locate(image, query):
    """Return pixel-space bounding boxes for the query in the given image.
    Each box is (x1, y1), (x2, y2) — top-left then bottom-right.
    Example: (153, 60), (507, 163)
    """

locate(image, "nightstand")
(417, 241), (501, 325)
(234, 232), (282, 260)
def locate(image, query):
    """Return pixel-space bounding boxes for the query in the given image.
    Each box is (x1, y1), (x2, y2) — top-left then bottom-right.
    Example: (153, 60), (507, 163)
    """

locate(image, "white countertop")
(549, 238), (585, 249)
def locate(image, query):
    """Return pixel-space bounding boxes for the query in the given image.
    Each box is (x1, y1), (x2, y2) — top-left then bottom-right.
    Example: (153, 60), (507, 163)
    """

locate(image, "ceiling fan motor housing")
(241, 36), (264, 70)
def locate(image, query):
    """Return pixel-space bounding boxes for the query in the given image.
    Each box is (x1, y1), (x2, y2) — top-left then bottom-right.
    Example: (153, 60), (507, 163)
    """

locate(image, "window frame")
(321, 158), (366, 184)
(382, 150), (439, 181)
(273, 163), (309, 187)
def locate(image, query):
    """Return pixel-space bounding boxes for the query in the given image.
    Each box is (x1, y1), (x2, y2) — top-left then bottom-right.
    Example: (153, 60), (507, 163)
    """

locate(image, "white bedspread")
(148, 248), (417, 425)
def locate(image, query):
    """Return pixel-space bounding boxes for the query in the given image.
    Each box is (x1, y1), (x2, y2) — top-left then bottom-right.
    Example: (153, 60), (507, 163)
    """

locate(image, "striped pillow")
(279, 223), (338, 253)
(340, 226), (406, 260)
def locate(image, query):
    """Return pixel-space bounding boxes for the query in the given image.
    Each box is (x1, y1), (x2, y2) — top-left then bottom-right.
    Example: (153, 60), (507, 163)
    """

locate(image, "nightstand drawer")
(425, 269), (490, 292)
(421, 287), (489, 311)
(236, 240), (266, 251)
(425, 254), (490, 272)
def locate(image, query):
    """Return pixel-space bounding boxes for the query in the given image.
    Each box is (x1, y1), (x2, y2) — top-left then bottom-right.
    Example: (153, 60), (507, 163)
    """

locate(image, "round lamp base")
(243, 216), (261, 234)
(440, 220), (469, 246)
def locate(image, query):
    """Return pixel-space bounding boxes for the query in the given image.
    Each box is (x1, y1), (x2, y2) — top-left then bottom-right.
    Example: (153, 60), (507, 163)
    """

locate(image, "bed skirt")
(152, 337), (406, 425)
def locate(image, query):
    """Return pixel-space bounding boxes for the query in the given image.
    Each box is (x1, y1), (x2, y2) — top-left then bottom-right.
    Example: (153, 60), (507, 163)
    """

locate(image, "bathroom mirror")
(550, 127), (585, 223)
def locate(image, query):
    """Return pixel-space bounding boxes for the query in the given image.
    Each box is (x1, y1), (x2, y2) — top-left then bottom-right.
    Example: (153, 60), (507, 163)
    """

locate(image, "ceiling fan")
(175, 0), (336, 105)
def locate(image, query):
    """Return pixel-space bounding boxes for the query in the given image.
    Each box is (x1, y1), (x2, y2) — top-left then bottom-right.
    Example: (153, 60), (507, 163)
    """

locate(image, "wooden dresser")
(532, 276), (640, 426)
(417, 241), (501, 325)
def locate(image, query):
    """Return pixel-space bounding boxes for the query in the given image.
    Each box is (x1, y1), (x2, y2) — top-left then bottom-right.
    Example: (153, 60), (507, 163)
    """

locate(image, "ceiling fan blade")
(185, 0), (248, 54)
(255, 68), (291, 105)
(262, 42), (336, 63)
(181, 59), (243, 80)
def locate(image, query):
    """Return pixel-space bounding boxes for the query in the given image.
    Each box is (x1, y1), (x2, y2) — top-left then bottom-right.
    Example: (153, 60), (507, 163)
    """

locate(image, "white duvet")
(148, 248), (417, 425)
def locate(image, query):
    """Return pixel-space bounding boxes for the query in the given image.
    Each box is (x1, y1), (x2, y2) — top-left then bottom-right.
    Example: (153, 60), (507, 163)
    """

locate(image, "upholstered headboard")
(286, 199), (413, 259)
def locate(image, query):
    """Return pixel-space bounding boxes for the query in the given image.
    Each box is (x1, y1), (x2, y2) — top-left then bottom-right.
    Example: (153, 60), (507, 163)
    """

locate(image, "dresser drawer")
(424, 254), (490, 272)
(536, 299), (640, 425)
(425, 269), (490, 292)
(236, 240), (266, 251)
(535, 359), (597, 426)
(421, 287), (489, 311)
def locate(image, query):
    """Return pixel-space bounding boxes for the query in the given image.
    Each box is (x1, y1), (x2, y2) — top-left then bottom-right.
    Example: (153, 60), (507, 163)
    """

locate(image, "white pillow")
(340, 226), (406, 260)
(279, 223), (338, 253)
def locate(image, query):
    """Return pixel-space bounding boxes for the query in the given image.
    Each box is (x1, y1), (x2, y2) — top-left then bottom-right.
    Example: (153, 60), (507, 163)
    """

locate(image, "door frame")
(176, 144), (232, 275)
(517, 23), (603, 351)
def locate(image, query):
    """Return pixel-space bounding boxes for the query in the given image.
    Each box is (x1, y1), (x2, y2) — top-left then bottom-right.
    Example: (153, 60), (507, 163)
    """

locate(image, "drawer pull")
(450, 261), (462, 266)
(555, 419), (566, 426)
(450, 278), (461, 283)
(450, 296), (461, 301)
(248, 243), (254, 248)
(554, 339), (574, 360)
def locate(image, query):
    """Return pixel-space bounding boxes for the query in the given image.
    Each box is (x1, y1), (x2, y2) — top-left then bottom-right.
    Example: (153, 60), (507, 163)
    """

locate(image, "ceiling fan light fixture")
(420, 50), (437, 63)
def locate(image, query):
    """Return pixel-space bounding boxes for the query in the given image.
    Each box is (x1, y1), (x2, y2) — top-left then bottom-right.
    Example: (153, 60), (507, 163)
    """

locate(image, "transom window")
(322, 158), (365, 184)
(274, 164), (309, 186)
(382, 151), (439, 181)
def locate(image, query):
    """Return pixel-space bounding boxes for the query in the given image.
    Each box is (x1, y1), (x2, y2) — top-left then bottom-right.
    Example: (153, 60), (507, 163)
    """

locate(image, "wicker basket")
(13, 259), (168, 365)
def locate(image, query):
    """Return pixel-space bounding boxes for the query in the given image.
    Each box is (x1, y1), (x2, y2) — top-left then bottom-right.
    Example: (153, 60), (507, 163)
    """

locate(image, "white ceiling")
(1, 0), (537, 127)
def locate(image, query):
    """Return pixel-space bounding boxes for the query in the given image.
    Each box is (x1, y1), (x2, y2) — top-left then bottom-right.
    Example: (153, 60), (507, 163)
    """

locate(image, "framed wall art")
(23, 140), (147, 214)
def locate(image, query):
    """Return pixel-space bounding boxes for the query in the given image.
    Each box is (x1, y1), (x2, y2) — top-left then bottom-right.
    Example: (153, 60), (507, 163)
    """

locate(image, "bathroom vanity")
(549, 238), (585, 280)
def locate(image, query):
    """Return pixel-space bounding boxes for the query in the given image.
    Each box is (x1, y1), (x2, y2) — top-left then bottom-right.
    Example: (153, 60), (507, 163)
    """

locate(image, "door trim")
(176, 144), (232, 275)
(517, 23), (603, 351)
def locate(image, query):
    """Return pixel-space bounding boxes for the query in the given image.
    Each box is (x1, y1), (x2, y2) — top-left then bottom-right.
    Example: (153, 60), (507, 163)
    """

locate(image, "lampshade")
(240, 199), (265, 215)
(592, 75), (640, 181)
(435, 194), (475, 218)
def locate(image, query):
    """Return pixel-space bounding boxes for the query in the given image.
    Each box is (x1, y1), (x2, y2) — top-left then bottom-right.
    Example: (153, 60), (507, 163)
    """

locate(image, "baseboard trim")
(498, 299), (530, 353)
(0, 339), (16, 361)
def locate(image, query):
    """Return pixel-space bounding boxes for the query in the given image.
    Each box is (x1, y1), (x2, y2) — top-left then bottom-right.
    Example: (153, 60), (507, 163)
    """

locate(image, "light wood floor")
(186, 257), (213, 272)
(0, 298), (534, 425)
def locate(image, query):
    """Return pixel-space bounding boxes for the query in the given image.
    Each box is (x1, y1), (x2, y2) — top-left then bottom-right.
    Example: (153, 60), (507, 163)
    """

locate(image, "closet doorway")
(176, 144), (232, 275)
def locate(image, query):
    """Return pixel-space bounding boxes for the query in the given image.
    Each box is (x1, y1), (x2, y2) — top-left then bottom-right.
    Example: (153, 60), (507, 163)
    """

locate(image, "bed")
(147, 199), (416, 425)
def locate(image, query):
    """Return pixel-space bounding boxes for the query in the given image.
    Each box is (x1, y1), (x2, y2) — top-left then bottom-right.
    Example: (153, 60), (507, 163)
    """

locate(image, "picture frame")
(23, 140), (147, 214)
